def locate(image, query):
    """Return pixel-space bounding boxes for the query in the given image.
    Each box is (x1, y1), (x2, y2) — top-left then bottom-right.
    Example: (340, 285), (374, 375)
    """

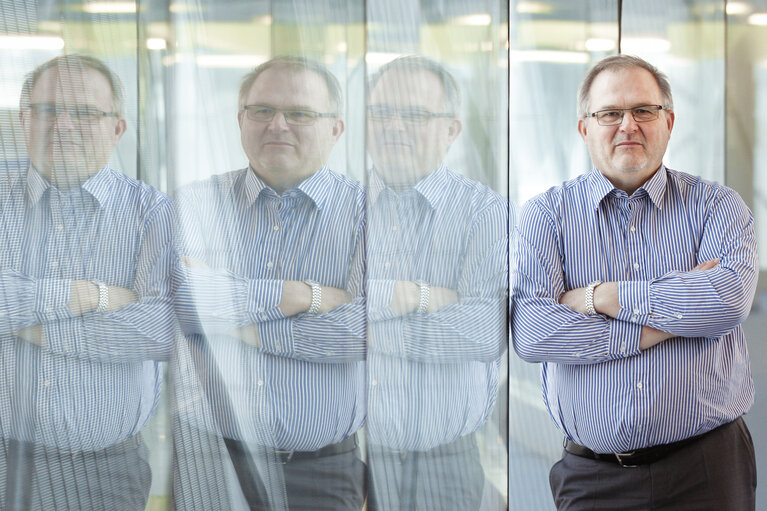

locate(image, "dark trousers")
(0, 434), (151, 511)
(367, 433), (486, 511)
(172, 420), (366, 511)
(550, 417), (757, 510)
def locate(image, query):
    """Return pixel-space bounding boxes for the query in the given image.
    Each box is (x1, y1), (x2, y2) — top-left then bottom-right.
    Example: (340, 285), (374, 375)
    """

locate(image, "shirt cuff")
(247, 279), (284, 322)
(608, 319), (642, 358)
(258, 318), (294, 356)
(616, 281), (651, 325)
(35, 278), (73, 322)
(44, 317), (84, 354)
(367, 280), (398, 321)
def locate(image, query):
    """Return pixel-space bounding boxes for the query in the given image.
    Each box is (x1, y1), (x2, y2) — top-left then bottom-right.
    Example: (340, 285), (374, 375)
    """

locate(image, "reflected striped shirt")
(513, 166), (757, 453)
(366, 166), (508, 450)
(174, 166), (366, 451)
(0, 163), (176, 450)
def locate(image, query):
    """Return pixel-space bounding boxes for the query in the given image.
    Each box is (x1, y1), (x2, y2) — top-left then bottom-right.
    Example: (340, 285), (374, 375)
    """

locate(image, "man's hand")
(67, 280), (138, 315)
(228, 325), (261, 348)
(639, 325), (675, 350)
(15, 324), (44, 346)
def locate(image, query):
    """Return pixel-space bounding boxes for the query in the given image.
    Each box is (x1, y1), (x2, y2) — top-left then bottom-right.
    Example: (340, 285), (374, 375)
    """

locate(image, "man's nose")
(54, 109), (77, 129)
(618, 111), (639, 131)
(268, 111), (290, 130)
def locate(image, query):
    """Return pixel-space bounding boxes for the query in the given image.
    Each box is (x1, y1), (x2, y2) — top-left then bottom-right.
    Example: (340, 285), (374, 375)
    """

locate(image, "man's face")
(20, 66), (126, 188)
(577, 67), (674, 193)
(238, 66), (344, 193)
(367, 69), (461, 185)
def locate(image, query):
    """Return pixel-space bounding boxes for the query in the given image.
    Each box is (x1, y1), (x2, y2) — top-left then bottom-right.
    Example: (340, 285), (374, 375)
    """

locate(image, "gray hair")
(368, 55), (461, 115)
(577, 54), (673, 117)
(20, 54), (125, 116)
(238, 56), (342, 116)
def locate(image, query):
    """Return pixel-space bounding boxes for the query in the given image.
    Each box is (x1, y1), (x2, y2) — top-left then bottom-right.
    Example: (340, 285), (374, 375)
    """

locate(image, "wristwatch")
(585, 280), (602, 316)
(93, 280), (109, 313)
(304, 280), (322, 314)
(415, 280), (430, 314)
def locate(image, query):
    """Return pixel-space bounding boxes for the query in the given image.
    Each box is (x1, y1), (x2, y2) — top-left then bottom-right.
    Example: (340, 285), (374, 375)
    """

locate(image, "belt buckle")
(274, 449), (295, 464)
(614, 451), (638, 467)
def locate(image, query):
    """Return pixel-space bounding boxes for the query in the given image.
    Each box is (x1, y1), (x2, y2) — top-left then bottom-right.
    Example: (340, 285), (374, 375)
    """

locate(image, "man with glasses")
(513, 54), (757, 510)
(365, 55), (508, 510)
(0, 55), (175, 510)
(172, 56), (366, 510)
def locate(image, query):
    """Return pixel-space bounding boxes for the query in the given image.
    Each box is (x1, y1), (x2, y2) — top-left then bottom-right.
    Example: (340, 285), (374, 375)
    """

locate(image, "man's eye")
(634, 108), (652, 115)
(600, 110), (622, 119)
(73, 108), (98, 118)
(288, 110), (314, 120)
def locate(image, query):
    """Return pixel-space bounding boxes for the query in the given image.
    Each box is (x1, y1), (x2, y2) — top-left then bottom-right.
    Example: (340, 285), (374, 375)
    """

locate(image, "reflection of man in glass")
(0, 55), (175, 510)
(513, 55), (757, 510)
(365, 56), (507, 510)
(173, 56), (366, 510)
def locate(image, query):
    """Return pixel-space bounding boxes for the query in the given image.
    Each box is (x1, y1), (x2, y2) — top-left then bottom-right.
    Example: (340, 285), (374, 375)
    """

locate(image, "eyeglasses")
(241, 105), (336, 126)
(27, 103), (118, 123)
(367, 105), (454, 125)
(586, 105), (666, 126)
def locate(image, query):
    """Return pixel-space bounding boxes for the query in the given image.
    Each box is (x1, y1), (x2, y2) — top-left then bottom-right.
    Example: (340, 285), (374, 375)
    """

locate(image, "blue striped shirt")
(367, 166), (508, 450)
(512, 166), (757, 453)
(0, 162), (175, 450)
(174, 166), (366, 451)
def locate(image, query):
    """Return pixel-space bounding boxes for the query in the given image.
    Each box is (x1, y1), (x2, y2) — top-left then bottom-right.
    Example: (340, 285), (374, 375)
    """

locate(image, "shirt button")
(392, 226), (398, 232)
(636, 381), (643, 389)
(371, 380), (377, 386)
(257, 306), (265, 313)
(56, 224), (64, 231)
(384, 261), (391, 269)
(257, 380), (264, 387)
(44, 380), (51, 387)
(676, 313), (683, 319)
(50, 260), (59, 268)
(633, 307), (640, 314)
(273, 225), (280, 231)
(633, 262), (639, 270)
(266, 261), (274, 269)
(630, 226), (636, 233)
(274, 341), (281, 350)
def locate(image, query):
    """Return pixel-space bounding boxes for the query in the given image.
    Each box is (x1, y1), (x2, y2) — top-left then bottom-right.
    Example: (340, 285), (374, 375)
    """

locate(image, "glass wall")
(0, 0), (765, 509)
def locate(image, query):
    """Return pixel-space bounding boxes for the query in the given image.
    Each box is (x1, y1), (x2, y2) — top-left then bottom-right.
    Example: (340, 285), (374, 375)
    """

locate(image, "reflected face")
(578, 67), (674, 193)
(238, 66), (344, 193)
(20, 66), (126, 188)
(367, 69), (461, 185)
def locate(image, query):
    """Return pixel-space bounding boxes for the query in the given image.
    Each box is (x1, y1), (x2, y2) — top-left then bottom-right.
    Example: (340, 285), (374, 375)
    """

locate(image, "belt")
(564, 418), (740, 467)
(272, 433), (358, 464)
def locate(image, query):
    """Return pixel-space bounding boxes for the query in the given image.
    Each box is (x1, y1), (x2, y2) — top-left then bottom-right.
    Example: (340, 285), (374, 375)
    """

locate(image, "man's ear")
(446, 118), (462, 145)
(331, 118), (345, 140)
(113, 117), (127, 142)
(577, 118), (588, 141)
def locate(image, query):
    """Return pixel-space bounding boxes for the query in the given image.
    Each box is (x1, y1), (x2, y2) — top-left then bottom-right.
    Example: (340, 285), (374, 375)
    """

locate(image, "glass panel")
(365, 1), (509, 509)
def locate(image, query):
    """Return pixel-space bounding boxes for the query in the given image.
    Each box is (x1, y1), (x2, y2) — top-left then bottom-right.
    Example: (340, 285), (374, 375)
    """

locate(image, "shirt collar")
(368, 164), (448, 210)
(242, 165), (332, 210)
(26, 164), (113, 208)
(587, 165), (667, 211)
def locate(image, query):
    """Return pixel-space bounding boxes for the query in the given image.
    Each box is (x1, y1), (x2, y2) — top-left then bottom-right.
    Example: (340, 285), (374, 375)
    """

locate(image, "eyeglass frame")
(240, 104), (337, 126)
(585, 104), (667, 126)
(366, 104), (455, 125)
(25, 103), (119, 123)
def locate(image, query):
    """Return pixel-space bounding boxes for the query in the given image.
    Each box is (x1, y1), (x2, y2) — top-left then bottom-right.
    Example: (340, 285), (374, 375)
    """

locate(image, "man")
(513, 54), (758, 510)
(0, 55), (175, 510)
(365, 55), (508, 510)
(172, 56), (366, 510)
